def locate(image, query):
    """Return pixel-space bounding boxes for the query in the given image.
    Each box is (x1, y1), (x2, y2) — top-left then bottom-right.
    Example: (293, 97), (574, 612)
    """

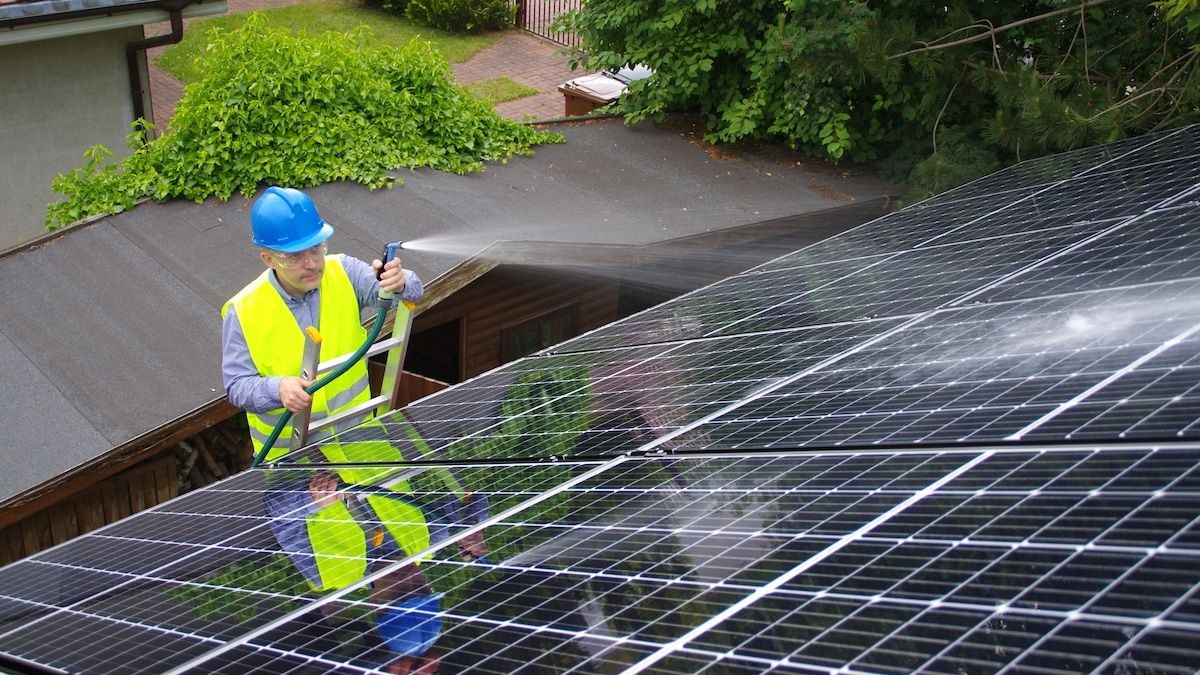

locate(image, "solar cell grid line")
(546, 251), (904, 353)
(593, 206), (1098, 350)
(659, 445), (1200, 673)
(619, 449), (996, 674)
(580, 314), (930, 460)
(1009, 561), (1198, 674)
(192, 450), (987, 674)
(713, 221), (1116, 337)
(911, 154), (1200, 252)
(268, 342), (676, 465)
(1006, 319), (1200, 440)
(919, 123), (1194, 205)
(273, 345), (672, 465)
(694, 278), (1200, 450)
(748, 192), (1045, 273)
(979, 201), (1200, 304)
(1080, 123), (1200, 177)
(753, 212), (1115, 281)
(282, 317), (903, 465)
(0, 459), (596, 674)
(1002, 562), (1200, 674)
(163, 457), (628, 674)
(1103, 628), (1200, 674)
(1024, 341), (1200, 442)
(753, 125), (1199, 280)
(753, 125), (1198, 277)
(0, 470), (297, 673)
(558, 131), (1200, 358)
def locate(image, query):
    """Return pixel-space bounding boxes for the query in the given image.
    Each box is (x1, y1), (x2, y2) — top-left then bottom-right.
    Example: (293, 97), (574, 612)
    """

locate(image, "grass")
(465, 77), (538, 104)
(157, 0), (507, 84)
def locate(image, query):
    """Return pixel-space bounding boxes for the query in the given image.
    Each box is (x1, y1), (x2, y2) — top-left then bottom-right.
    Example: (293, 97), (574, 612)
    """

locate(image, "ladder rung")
(317, 336), (406, 374)
(307, 395), (388, 433)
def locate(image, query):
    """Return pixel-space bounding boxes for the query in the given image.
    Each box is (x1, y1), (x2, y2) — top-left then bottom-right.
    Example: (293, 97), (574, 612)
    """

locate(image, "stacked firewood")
(172, 419), (252, 493)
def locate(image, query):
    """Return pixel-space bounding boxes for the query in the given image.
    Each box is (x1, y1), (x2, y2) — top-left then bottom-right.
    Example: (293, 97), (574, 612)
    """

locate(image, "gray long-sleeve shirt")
(221, 254), (423, 413)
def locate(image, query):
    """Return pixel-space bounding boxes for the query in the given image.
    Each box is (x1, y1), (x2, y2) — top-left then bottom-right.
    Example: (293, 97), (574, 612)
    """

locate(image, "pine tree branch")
(890, 0), (1123, 59)
(1081, 1), (1091, 82)
(932, 68), (965, 154)
(1078, 49), (1198, 122)
(1059, 6), (1085, 71)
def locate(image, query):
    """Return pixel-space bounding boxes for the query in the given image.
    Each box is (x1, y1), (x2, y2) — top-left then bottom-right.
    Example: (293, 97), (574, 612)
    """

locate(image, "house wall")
(0, 28), (149, 250)
(413, 267), (621, 381)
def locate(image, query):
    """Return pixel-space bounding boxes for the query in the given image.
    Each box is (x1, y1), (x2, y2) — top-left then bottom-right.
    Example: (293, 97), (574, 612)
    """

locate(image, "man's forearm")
(227, 374), (284, 413)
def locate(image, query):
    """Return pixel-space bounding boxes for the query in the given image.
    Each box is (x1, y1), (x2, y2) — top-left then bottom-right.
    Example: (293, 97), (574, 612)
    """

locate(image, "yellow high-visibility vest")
(305, 494), (430, 592)
(222, 255), (372, 461)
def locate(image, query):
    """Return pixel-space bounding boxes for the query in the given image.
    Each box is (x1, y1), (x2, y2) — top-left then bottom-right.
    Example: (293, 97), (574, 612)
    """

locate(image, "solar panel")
(284, 317), (903, 462)
(2, 125), (1199, 673)
(694, 280), (1200, 449)
(0, 457), (591, 672)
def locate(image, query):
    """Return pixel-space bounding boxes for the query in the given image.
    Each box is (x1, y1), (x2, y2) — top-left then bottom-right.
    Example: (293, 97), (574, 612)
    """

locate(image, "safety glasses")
(271, 242), (327, 267)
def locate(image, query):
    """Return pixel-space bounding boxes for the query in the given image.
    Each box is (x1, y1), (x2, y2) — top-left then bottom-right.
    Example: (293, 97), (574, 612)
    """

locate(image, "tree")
(559, 0), (1199, 200)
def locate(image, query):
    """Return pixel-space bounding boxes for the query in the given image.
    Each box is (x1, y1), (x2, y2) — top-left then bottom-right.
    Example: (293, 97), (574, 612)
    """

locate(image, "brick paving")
(143, 1), (580, 131)
(451, 31), (579, 122)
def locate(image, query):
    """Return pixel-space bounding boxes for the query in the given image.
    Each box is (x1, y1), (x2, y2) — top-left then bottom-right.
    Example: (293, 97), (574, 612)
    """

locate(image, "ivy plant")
(46, 14), (562, 230)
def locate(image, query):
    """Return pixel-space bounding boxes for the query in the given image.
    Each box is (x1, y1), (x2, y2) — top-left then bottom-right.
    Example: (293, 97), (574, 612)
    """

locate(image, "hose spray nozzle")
(378, 241), (403, 301)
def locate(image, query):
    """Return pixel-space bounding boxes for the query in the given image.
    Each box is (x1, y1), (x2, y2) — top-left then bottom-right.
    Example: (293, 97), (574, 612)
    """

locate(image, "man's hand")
(308, 472), (345, 510)
(373, 257), (407, 295)
(279, 376), (314, 413)
(458, 530), (488, 562)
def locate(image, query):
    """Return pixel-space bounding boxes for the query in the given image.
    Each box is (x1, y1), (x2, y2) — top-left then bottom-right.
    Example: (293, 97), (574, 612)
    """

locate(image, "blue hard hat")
(375, 593), (442, 657)
(250, 186), (334, 252)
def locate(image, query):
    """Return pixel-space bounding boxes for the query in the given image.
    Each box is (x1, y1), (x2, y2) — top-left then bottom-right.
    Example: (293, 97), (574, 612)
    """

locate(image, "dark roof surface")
(2, 0), (162, 22)
(0, 118), (894, 505)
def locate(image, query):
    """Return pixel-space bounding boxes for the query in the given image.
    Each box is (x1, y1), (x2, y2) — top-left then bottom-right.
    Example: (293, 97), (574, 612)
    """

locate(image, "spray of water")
(400, 235), (501, 259)
(400, 230), (816, 294)
(1010, 294), (1200, 352)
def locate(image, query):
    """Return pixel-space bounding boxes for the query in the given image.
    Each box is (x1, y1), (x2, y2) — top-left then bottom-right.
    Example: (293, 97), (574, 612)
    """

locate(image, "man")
(221, 186), (424, 460)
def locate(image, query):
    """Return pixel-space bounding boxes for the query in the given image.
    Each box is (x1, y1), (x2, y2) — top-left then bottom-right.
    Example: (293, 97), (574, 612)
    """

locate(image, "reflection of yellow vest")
(221, 255), (370, 461)
(305, 496), (430, 592)
(304, 434), (431, 591)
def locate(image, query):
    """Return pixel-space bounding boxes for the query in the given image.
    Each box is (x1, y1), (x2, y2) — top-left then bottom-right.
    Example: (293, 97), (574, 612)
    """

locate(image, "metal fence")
(515, 0), (582, 48)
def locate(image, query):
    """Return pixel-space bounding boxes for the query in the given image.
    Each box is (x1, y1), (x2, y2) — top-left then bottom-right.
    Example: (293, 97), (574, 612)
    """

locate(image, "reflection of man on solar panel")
(263, 419), (488, 671)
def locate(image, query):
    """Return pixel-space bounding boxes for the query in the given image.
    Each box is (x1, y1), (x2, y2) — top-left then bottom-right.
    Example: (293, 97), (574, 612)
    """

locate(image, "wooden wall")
(414, 266), (620, 381)
(0, 457), (176, 566)
(396, 371), (451, 406)
(0, 420), (250, 566)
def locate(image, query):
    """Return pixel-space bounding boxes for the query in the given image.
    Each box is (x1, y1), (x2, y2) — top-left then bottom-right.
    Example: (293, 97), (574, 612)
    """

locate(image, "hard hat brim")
(268, 220), (334, 253)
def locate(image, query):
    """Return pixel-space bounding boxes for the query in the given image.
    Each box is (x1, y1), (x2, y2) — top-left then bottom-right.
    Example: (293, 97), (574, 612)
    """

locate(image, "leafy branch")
(889, 0), (1125, 59)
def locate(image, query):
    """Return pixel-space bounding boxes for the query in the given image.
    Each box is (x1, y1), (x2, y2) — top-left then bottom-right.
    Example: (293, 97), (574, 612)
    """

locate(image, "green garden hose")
(250, 305), (388, 468)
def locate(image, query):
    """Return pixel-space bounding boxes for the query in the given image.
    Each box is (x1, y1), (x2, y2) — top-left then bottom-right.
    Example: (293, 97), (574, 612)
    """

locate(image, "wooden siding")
(0, 456), (177, 566)
(0, 419), (250, 565)
(414, 266), (619, 380)
(396, 371), (451, 406)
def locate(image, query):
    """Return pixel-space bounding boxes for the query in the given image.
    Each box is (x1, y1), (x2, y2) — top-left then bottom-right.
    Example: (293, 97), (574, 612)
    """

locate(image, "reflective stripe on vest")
(222, 255), (371, 462)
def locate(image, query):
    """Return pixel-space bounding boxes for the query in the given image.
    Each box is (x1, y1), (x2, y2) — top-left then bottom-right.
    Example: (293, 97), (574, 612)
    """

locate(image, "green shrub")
(46, 14), (560, 229)
(560, 0), (1200, 198)
(405, 0), (513, 34)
